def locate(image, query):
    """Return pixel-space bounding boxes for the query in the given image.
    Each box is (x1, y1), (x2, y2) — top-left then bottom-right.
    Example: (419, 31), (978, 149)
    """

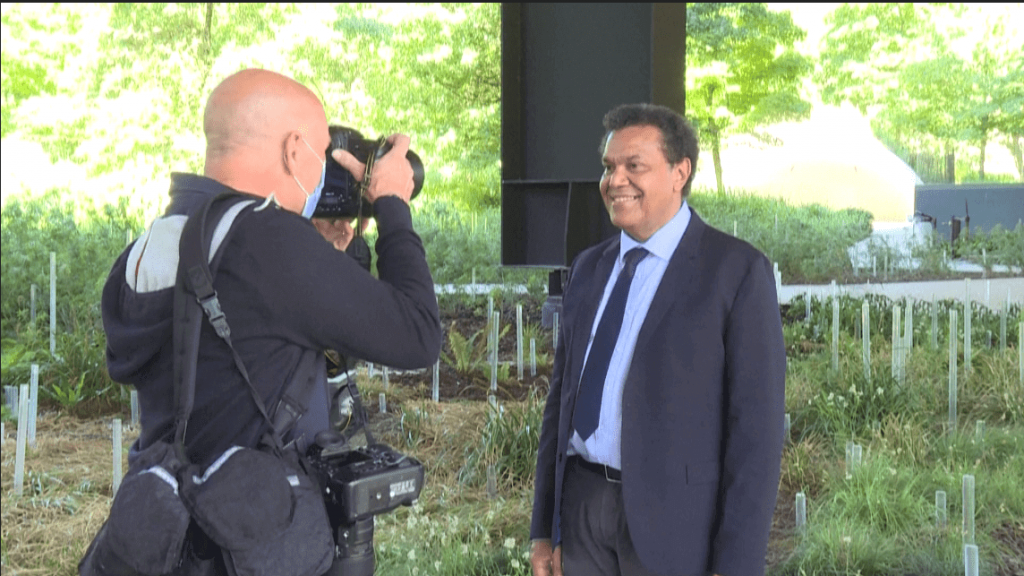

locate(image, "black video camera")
(313, 125), (425, 219)
(306, 381), (424, 575)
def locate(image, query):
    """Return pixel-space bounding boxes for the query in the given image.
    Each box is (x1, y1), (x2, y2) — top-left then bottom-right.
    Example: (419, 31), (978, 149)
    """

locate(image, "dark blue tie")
(573, 247), (649, 440)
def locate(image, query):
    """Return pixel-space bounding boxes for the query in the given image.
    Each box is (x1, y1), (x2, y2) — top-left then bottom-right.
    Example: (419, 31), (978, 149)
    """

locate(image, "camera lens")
(325, 518), (375, 576)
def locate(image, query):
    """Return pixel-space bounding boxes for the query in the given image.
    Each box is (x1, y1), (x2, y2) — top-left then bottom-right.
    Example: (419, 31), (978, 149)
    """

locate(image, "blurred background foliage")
(2, 3), (1022, 415)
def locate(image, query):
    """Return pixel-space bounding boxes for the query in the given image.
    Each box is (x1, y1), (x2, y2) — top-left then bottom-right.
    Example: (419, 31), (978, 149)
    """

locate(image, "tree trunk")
(194, 4), (216, 115)
(945, 140), (956, 184)
(710, 122), (724, 195)
(978, 140), (986, 181)
(1009, 135), (1023, 182)
(978, 117), (988, 181)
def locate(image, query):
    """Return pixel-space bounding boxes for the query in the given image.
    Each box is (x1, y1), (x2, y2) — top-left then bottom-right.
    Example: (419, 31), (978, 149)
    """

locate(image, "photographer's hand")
(331, 133), (414, 205)
(312, 218), (357, 251)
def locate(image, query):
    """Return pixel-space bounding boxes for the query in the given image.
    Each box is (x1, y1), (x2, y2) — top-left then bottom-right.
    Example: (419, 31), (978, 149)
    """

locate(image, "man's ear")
(674, 157), (692, 195)
(281, 130), (303, 177)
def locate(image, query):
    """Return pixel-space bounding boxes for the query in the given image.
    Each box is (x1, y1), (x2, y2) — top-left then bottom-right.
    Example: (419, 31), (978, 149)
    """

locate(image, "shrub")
(1, 189), (143, 335)
(459, 393), (543, 491)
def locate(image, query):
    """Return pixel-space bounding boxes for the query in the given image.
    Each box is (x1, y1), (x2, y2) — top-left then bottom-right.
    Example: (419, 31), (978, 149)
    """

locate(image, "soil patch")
(356, 298), (555, 403)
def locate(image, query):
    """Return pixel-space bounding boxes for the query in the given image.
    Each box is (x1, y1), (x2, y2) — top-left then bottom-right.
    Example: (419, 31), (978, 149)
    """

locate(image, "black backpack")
(79, 193), (334, 576)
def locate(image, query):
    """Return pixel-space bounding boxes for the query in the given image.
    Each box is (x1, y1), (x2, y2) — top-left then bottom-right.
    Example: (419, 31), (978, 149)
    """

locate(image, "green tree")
(0, 5), (59, 137)
(819, 3), (1024, 182)
(84, 3), (291, 176)
(993, 59), (1024, 180)
(1, 4), (89, 147)
(292, 3), (500, 209)
(5, 4), (291, 185)
(685, 3), (812, 195)
(817, 3), (938, 113)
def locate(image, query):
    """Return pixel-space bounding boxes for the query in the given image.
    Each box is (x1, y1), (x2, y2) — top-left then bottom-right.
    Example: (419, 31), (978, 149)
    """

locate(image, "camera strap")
(173, 192), (303, 460)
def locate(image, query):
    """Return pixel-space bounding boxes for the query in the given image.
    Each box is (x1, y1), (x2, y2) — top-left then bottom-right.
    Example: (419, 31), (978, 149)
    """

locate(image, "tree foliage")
(292, 3), (501, 209)
(2, 3), (500, 208)
(818, 3), (1024, 182)
(685, 3), (812, 194)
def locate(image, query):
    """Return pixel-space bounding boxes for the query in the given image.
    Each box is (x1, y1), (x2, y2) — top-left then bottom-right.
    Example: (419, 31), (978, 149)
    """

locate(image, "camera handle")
(326, 360), (377, 450)
(342, 368), (376, 447)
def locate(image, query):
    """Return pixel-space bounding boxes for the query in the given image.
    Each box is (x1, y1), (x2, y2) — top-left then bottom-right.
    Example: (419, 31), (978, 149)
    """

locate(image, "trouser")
(560, 456), (661, 576)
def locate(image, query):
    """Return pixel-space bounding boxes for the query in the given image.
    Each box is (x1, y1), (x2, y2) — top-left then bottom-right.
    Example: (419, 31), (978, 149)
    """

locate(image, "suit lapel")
(632, 208), (706, 356)
(568, 239), (619, 396)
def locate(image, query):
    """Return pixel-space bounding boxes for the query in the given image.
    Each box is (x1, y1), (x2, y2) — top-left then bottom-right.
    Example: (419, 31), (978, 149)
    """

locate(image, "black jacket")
(102, 173), (441, 468)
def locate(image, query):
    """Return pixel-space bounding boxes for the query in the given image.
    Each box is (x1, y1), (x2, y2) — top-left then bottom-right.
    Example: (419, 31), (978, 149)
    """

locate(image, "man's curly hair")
(601, 104), (700, 197)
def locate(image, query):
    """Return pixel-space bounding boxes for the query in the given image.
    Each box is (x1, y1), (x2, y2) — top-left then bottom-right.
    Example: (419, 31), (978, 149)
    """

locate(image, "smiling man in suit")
(530, 103), (787, 576)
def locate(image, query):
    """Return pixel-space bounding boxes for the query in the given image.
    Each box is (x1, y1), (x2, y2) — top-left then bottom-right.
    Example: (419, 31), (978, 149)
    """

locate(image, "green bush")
(412, 198), (544, 287)
(1, 189), (144, 335)
(954, 221), (1024, 270)
(459, 393), (543, 490)
(689, 190), (874, 284)
(800, 361), (922, 439)
(785, 293), (1022, 351)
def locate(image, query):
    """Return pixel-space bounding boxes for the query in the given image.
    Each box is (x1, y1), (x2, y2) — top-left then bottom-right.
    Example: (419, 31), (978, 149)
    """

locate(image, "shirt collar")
(619, 200), (691, 263)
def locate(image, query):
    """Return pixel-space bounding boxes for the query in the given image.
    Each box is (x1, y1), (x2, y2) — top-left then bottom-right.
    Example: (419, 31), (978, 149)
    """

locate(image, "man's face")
(600, 125), (690, 242)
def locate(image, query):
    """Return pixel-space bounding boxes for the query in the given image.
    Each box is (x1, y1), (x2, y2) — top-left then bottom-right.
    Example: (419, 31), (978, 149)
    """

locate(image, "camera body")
(314, 125), (425, 219)
(307, 441), (424, 526)
(306, 397), (423, 576)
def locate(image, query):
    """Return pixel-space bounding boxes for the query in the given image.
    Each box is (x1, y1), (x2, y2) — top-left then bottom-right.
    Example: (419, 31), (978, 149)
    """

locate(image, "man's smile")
(608, 193), (641, 205)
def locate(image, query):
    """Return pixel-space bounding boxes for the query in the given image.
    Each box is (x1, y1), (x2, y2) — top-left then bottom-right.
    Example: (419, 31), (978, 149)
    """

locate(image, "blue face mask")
(293, 136), (326, 219)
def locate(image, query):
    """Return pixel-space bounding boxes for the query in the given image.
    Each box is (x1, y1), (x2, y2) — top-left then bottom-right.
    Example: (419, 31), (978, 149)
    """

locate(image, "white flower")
(842, 536), (852, 544)
(435, 561), (442, 571)
(462, 544), (469, 555)
(408, 549), (416, 561)
(504, 537), (516, 549)
(512, 559), (522, 569)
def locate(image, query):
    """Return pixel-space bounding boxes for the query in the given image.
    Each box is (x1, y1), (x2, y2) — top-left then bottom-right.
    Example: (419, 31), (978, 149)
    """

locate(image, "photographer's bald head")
(199, 68), (414, 230)
(202, 69), (331, 215)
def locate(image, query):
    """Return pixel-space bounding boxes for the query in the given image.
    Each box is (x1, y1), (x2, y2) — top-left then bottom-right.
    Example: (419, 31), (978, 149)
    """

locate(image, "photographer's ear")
(281, 131), (306, 177)
(331, 149), (366, 183)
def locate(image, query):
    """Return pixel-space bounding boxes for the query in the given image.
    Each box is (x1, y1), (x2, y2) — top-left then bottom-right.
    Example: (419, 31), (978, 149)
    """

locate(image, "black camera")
(313, 125), (425, 219)
(306, 382), (424, 575)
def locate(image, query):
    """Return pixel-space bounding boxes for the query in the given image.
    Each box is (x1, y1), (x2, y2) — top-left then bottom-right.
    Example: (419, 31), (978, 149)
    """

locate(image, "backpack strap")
(172, 192), (327, 460)
(172, 193), (275, 461)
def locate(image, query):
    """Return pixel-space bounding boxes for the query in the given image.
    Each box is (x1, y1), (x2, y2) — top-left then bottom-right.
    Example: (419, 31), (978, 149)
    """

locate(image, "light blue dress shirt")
(568, 201), (691, 469)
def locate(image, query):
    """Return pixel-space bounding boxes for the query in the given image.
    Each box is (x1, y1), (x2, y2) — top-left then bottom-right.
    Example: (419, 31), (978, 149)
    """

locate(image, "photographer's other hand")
(312, 217), (356, 252)
(330, 133), (414, 205)
(530, 540), (562, 576)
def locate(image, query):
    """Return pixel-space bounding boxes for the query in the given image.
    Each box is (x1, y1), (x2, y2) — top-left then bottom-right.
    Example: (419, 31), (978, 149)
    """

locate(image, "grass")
(775, 293), (1022, 575)
(2, 327), (1022, 575)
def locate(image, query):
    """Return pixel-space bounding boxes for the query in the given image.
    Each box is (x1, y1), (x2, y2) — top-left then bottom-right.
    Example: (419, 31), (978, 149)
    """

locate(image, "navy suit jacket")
(530, 208), (787, 576)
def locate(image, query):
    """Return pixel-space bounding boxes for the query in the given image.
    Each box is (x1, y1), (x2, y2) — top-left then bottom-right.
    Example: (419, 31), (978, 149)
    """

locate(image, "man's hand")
(530, 540), (562, 576)
(331, 133), (414, 205)
(312, 218), (356, 252)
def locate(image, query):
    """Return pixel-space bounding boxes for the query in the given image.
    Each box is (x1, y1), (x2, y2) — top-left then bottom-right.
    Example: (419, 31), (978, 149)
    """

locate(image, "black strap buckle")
(197, 293), (230, 340)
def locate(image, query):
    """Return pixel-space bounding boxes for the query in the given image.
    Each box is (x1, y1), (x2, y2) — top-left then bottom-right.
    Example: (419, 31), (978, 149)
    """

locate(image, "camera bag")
(80, 193), (333, 576)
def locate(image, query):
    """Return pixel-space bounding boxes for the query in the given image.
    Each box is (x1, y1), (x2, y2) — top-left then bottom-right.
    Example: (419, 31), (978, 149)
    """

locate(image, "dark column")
(501, 3), (688, 325)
